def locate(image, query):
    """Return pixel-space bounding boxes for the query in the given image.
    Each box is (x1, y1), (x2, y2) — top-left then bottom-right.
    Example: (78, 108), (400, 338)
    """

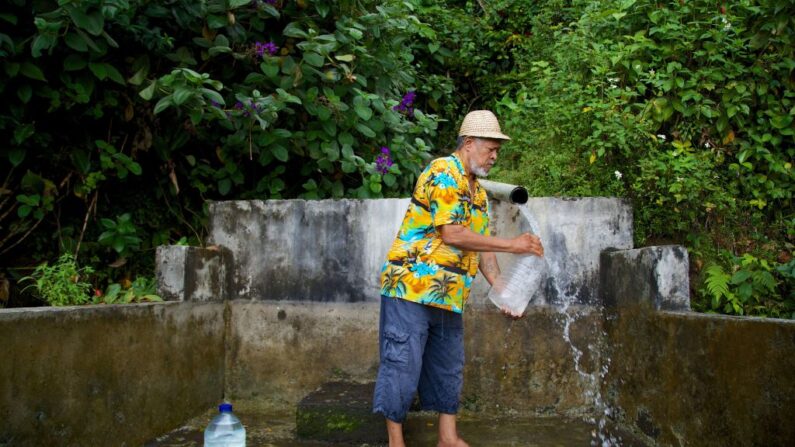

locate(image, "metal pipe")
(478, 179), (529, 204)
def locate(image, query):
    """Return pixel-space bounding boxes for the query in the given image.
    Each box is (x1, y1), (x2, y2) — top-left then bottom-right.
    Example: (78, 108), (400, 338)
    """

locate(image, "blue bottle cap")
(219, 403), (233, 413)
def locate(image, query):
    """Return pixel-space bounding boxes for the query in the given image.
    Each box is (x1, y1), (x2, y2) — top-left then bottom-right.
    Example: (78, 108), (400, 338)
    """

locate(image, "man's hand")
(500, 305), (525, 320)
(511, 233), (544, 257)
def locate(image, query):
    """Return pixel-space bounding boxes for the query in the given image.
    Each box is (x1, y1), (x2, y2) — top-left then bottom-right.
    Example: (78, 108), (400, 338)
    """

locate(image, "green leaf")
(338, 132), (354, 146)
(261, 61), (279, 78)
(303, 179), (318, 190)
(172, 87), (193, 105)
(355, 123), (375, 138)
(63, 54), (87, 71)
(20, 62), (46, 82)
(201, 88), (224, 105)
(218, 178), (232, 195)
(128, 162), (142, 176)
(335, 54), (355, 62)
(272, 145), (289, 162)
(88, 62), (107, 80)
(316, 3), (330, 17)
(64, 32), (88, 52)
(283, 22), (308, 39)
(104, 64), (126, 85)
(354, 104), (373, 120)
(139, 81), (157, 100)
(17, 84), (32, 103)
(153, 96), (173, 114)
(303, 52), (325, 67)
(383, 173), (396, 187)
(30, 34), (55, 57)
(8, 148), (26, 167)
(229, 0), (252, 8)
(68, 8), (105, 35)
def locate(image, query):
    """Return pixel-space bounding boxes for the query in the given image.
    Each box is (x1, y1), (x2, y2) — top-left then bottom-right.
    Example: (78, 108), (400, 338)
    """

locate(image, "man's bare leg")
(437, 413), (469, 447)
(386, 418), (406, 447)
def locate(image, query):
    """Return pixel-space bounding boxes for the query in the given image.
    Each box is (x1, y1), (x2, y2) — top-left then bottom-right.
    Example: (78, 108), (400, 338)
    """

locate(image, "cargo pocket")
(383, 327), (410, 366)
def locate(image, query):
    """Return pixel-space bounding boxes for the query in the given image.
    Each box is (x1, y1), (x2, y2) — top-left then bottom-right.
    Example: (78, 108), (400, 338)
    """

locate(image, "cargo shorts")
(372, 295), (465, 423)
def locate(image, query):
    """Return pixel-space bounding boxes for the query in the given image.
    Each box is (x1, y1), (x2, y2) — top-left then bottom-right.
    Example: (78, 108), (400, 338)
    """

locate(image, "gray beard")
(471, 164), (489, 178)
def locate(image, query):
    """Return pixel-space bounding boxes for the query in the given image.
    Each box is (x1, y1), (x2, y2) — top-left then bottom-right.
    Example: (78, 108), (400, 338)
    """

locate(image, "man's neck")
(454, 150), (476, 180)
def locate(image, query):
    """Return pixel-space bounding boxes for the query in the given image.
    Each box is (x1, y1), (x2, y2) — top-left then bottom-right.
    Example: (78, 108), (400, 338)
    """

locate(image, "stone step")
(296, 381), (386, 444)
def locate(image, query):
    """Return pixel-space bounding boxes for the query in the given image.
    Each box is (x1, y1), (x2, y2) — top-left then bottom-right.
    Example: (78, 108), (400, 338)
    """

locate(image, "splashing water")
(495, 205), (622, 446)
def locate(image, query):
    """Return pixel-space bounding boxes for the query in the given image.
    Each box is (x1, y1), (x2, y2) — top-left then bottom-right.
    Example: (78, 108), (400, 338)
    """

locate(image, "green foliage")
(98, 213), (141, 257)
(699, 253), (794, 319)
(93, 276), (162, 304)
(19, 254), (94, 306)
(1, 0), (443, 300)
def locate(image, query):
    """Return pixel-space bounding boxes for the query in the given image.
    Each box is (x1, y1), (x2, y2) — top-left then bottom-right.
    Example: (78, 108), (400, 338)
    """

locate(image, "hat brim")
(459, 132), (511, 141)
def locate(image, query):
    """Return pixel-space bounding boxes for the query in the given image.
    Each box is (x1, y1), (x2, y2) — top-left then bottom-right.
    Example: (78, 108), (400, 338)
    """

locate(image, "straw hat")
(458, 110), (511, 140)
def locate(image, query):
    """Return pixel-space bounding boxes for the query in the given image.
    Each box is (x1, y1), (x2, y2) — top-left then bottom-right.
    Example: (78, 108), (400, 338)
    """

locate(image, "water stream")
(514, 205), (622, 447)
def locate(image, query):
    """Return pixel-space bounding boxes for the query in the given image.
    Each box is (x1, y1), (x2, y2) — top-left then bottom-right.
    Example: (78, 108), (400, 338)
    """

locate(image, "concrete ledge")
(604, 309), (795, 446)
(600, 245), (690, 311)
(0, 302), (225, 447)
(155, 245), (231, 302)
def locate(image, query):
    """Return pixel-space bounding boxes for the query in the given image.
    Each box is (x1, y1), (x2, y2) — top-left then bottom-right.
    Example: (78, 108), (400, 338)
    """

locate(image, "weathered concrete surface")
(155, 245), (231, 302)
(295, 382), (385, 443)
(224, 301), (380, 404)
(463, 305), (604, 417)
(0, 302), (225, 447)
(603, 309), (795, 447)
(470, 198), (633, 307)
(207, 199), (408, 302)
(226, 301), (601, 417)
(600, 245), (690, 311)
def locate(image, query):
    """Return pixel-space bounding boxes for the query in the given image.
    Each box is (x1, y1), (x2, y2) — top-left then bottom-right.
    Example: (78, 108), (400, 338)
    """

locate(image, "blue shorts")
(372, 295), (465, 423)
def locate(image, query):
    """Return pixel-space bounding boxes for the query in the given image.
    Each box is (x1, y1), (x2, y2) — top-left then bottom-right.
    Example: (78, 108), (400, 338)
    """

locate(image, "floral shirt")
(380, 153), (490, 313)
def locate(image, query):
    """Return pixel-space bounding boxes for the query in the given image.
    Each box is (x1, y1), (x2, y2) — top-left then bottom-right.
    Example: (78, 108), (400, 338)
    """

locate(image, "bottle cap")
(219, 403), (233, 413)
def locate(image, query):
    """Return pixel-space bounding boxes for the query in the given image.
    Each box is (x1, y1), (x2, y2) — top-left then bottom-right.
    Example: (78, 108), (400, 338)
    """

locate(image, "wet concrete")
(146, 400), (619, 447)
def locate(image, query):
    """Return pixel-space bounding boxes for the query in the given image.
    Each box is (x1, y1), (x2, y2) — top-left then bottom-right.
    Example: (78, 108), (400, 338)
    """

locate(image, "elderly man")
(372, 110), (544, 447)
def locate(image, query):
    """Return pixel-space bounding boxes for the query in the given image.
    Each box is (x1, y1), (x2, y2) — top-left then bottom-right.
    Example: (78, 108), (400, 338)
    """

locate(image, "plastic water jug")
(488, 206), (549, 316)
(204, 403), (245, 447)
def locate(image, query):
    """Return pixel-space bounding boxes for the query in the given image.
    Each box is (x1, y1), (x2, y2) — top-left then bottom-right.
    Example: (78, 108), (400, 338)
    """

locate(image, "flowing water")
(513, 205), (622, 446)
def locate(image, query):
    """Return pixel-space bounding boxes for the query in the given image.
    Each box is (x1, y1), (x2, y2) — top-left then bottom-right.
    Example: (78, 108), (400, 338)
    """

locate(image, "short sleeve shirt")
(379, 153), (490, 313)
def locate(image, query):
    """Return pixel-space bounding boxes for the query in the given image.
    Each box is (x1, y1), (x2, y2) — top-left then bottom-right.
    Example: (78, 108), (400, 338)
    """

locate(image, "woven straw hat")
(458, 110), (511, 140)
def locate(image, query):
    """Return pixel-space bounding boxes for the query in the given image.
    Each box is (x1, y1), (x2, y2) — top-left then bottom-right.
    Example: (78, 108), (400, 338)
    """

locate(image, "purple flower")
(376, 148), (394, 174)
(255, 41), (279, 58)
(393, 91), (416, 118)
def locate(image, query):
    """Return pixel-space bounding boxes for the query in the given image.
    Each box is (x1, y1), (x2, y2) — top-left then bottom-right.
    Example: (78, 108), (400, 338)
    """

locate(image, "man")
(373, 110), (544, 447)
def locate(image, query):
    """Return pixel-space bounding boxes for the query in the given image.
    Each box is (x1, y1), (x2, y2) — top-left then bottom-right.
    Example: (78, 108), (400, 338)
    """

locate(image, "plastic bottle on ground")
(204, 403), (246, 447)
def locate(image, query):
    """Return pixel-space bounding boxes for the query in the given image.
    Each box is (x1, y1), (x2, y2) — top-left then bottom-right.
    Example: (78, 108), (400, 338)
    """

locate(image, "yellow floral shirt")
(380, 153), (490, 313)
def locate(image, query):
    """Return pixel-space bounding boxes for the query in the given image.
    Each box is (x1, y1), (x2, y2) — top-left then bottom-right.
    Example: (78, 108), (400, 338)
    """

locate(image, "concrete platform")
(296, 381), (386, 444)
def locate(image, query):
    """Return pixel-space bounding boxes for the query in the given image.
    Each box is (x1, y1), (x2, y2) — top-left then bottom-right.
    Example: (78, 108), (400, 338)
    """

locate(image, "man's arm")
(479, 252), (500, 286)
(439, 224), (544, 256)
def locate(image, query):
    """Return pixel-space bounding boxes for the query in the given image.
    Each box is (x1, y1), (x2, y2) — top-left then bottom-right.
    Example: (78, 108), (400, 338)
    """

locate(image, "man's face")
(466, 137), (501, 177)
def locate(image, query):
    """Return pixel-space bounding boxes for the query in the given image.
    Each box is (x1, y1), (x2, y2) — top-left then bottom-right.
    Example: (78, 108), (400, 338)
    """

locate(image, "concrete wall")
(207, 199), (408, 302)
(0, 302), (225, 447)
(225, 301), (602, 418)
(207, 197), (633, 306)
(603, 309), (795, 447)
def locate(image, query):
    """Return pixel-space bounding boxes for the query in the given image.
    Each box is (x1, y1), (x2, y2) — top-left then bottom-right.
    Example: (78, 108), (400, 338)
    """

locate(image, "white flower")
(657, 134), (667, 141)
(705, 141), (712, 149)
(721, 16), (731, 30)
(614, 170), (622, 180)
(649, 69), (656, 76)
